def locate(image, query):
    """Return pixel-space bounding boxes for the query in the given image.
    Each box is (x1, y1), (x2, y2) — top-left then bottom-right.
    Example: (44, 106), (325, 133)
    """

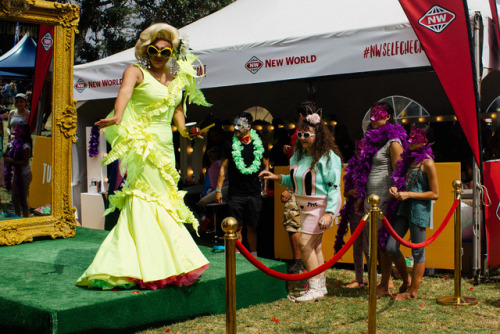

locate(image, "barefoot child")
(387, 124), (439, 300)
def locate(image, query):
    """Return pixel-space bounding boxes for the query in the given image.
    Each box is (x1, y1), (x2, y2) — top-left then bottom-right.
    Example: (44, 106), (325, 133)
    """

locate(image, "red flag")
(489, 0), (500, 54)
(483, 160), (500, 267)
(399, 0), (482, 165)
(29, 25), (54, 132)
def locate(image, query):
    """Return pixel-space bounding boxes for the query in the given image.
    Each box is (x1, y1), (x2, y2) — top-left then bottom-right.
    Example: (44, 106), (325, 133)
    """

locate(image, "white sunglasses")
(297, 131), (316, 139)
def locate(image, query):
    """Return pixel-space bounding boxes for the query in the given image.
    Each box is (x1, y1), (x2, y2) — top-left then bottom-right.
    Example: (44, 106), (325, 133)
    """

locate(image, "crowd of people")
(72, 22), (495, 309)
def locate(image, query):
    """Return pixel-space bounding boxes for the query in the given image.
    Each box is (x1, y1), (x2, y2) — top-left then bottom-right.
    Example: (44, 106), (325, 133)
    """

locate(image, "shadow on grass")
(483, 297), (500, 308)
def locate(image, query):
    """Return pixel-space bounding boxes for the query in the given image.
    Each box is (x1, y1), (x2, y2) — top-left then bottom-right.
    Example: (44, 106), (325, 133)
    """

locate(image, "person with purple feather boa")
(342, 140), (369, 288)
(334, 102), (409, 296)
(3, 123), (32, 217)
(387, 123), (439, 301)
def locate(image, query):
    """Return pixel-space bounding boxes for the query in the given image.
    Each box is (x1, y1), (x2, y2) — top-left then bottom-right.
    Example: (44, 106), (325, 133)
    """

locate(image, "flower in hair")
(177, 35), (189, 60)
(370, 105), (389, 121)
(306, 113), (321, 125)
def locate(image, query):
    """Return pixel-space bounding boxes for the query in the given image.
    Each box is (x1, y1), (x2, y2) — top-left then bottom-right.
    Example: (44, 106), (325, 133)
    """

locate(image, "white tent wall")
(73, 0), (499, 100)
(72, 0), (500, 209)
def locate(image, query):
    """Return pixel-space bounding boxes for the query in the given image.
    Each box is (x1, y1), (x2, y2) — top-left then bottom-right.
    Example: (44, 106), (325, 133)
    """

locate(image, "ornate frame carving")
(0, 1), (79, 245)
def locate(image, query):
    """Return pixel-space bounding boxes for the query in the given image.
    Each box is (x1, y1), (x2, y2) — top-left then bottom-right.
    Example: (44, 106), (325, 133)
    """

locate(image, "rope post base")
(367, 194), (380, 334)
(437, 180), (478, 307)
(222, 217), (238, 334)
(437, 296), (478, 306)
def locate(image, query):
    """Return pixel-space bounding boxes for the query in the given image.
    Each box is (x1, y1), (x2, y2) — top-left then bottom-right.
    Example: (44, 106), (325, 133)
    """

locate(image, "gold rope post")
(367, 194), (380, 334)
(222, 217), (238, 333)
(437, 180), (478, 306)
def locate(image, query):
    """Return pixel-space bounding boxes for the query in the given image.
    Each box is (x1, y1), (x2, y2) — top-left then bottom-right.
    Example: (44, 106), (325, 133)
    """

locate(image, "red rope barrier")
(235, 218), (367, 281)
(381, 199), (459, 249)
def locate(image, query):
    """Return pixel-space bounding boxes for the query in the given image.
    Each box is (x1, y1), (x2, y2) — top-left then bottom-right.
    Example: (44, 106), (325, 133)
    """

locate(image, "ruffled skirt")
(76, 193), (209, 290)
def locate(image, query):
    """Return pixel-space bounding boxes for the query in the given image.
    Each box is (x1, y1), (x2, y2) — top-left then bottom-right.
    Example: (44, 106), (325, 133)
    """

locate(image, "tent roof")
(73, 0), (496, 101)
(0, 70), (28, 79)
(182, 0), (492, 53)
(183, 0), (414, 52)
(75, 0), (416, 69)
(0, 35), (37, 74)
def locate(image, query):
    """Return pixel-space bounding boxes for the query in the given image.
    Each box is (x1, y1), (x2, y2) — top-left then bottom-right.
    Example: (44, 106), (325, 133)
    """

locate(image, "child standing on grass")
(387, 123), (439, 300)
(340, 140), (369, 288)
(4, 123), (32, 217)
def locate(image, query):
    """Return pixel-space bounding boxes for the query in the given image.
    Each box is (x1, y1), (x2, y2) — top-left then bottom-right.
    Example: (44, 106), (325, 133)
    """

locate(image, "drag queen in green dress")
(77, 23), (211, 290)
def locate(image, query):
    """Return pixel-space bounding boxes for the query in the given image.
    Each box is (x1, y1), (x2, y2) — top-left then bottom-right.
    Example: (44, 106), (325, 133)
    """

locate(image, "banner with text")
(73, 26), (430, 101)
(399, 0), (481, 165)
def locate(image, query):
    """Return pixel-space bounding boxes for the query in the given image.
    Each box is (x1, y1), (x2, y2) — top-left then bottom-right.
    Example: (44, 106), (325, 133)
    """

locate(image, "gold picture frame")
(0, 0), (79, 245)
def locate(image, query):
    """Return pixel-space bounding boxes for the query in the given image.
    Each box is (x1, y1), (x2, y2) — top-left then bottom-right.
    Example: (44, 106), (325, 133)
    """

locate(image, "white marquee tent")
(73, 0), (498, 102)
(72, 0), (500, 204)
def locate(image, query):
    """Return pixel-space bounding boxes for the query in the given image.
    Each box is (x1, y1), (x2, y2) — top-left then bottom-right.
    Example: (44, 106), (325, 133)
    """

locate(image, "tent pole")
(472, 12), (483, 283)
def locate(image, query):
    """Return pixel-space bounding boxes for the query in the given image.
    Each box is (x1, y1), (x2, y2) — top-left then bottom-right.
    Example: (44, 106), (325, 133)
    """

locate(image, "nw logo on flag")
(418, 5), (456, 33)
(41, 32), (53, 51)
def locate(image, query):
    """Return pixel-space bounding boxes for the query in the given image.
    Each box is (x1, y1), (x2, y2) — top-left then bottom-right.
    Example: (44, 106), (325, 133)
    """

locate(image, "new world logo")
(41, 32), (53, 51)
(74, 78), (87, 93)
(418, 5), (456, 33)
(245, 56), (263, 74)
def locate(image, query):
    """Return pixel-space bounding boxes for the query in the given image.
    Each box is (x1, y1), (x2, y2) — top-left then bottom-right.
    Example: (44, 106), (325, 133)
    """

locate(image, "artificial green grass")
(0, 227), (287, 333)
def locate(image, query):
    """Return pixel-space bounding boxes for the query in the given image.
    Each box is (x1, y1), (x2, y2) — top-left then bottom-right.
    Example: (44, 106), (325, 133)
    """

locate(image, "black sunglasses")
(147, 45), (173, 58)
(297, 131), (316, 140)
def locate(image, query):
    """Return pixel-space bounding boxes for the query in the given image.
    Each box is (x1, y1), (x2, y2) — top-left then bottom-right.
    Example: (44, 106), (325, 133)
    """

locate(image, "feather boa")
(376, 142), (435, 247)
(334, 123), (407, 252)
(4, 129), (28, 195)
(88, 124), (100, 157)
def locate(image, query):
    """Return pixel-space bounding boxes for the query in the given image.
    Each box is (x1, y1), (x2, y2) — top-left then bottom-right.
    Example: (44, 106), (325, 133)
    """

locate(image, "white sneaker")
(321, 276), (328, 295)
(289, 278), (324, 302)
(299, 276), (327, 295)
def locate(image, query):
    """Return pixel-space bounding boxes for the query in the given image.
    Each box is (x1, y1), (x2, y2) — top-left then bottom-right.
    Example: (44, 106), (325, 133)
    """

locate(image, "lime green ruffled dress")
(77, 55), (211, 290)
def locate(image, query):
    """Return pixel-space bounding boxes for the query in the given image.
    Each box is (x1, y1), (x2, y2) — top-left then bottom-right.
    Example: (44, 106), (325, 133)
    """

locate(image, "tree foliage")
(66, 0), (234, 64)
(133, 0), (233, 32)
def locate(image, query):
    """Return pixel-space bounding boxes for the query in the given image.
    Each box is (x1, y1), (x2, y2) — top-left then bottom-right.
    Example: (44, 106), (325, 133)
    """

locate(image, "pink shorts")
(295, 194), (342, 234)
(295, 194), (329, 234)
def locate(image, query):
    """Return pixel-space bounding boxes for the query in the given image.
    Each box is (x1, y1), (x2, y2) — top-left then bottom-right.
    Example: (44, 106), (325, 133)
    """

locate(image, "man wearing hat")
(7, 93), (30, 135)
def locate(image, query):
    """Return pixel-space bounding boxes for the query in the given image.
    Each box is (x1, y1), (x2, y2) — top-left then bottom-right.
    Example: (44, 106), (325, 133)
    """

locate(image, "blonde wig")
(134, 23), (180, 61)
